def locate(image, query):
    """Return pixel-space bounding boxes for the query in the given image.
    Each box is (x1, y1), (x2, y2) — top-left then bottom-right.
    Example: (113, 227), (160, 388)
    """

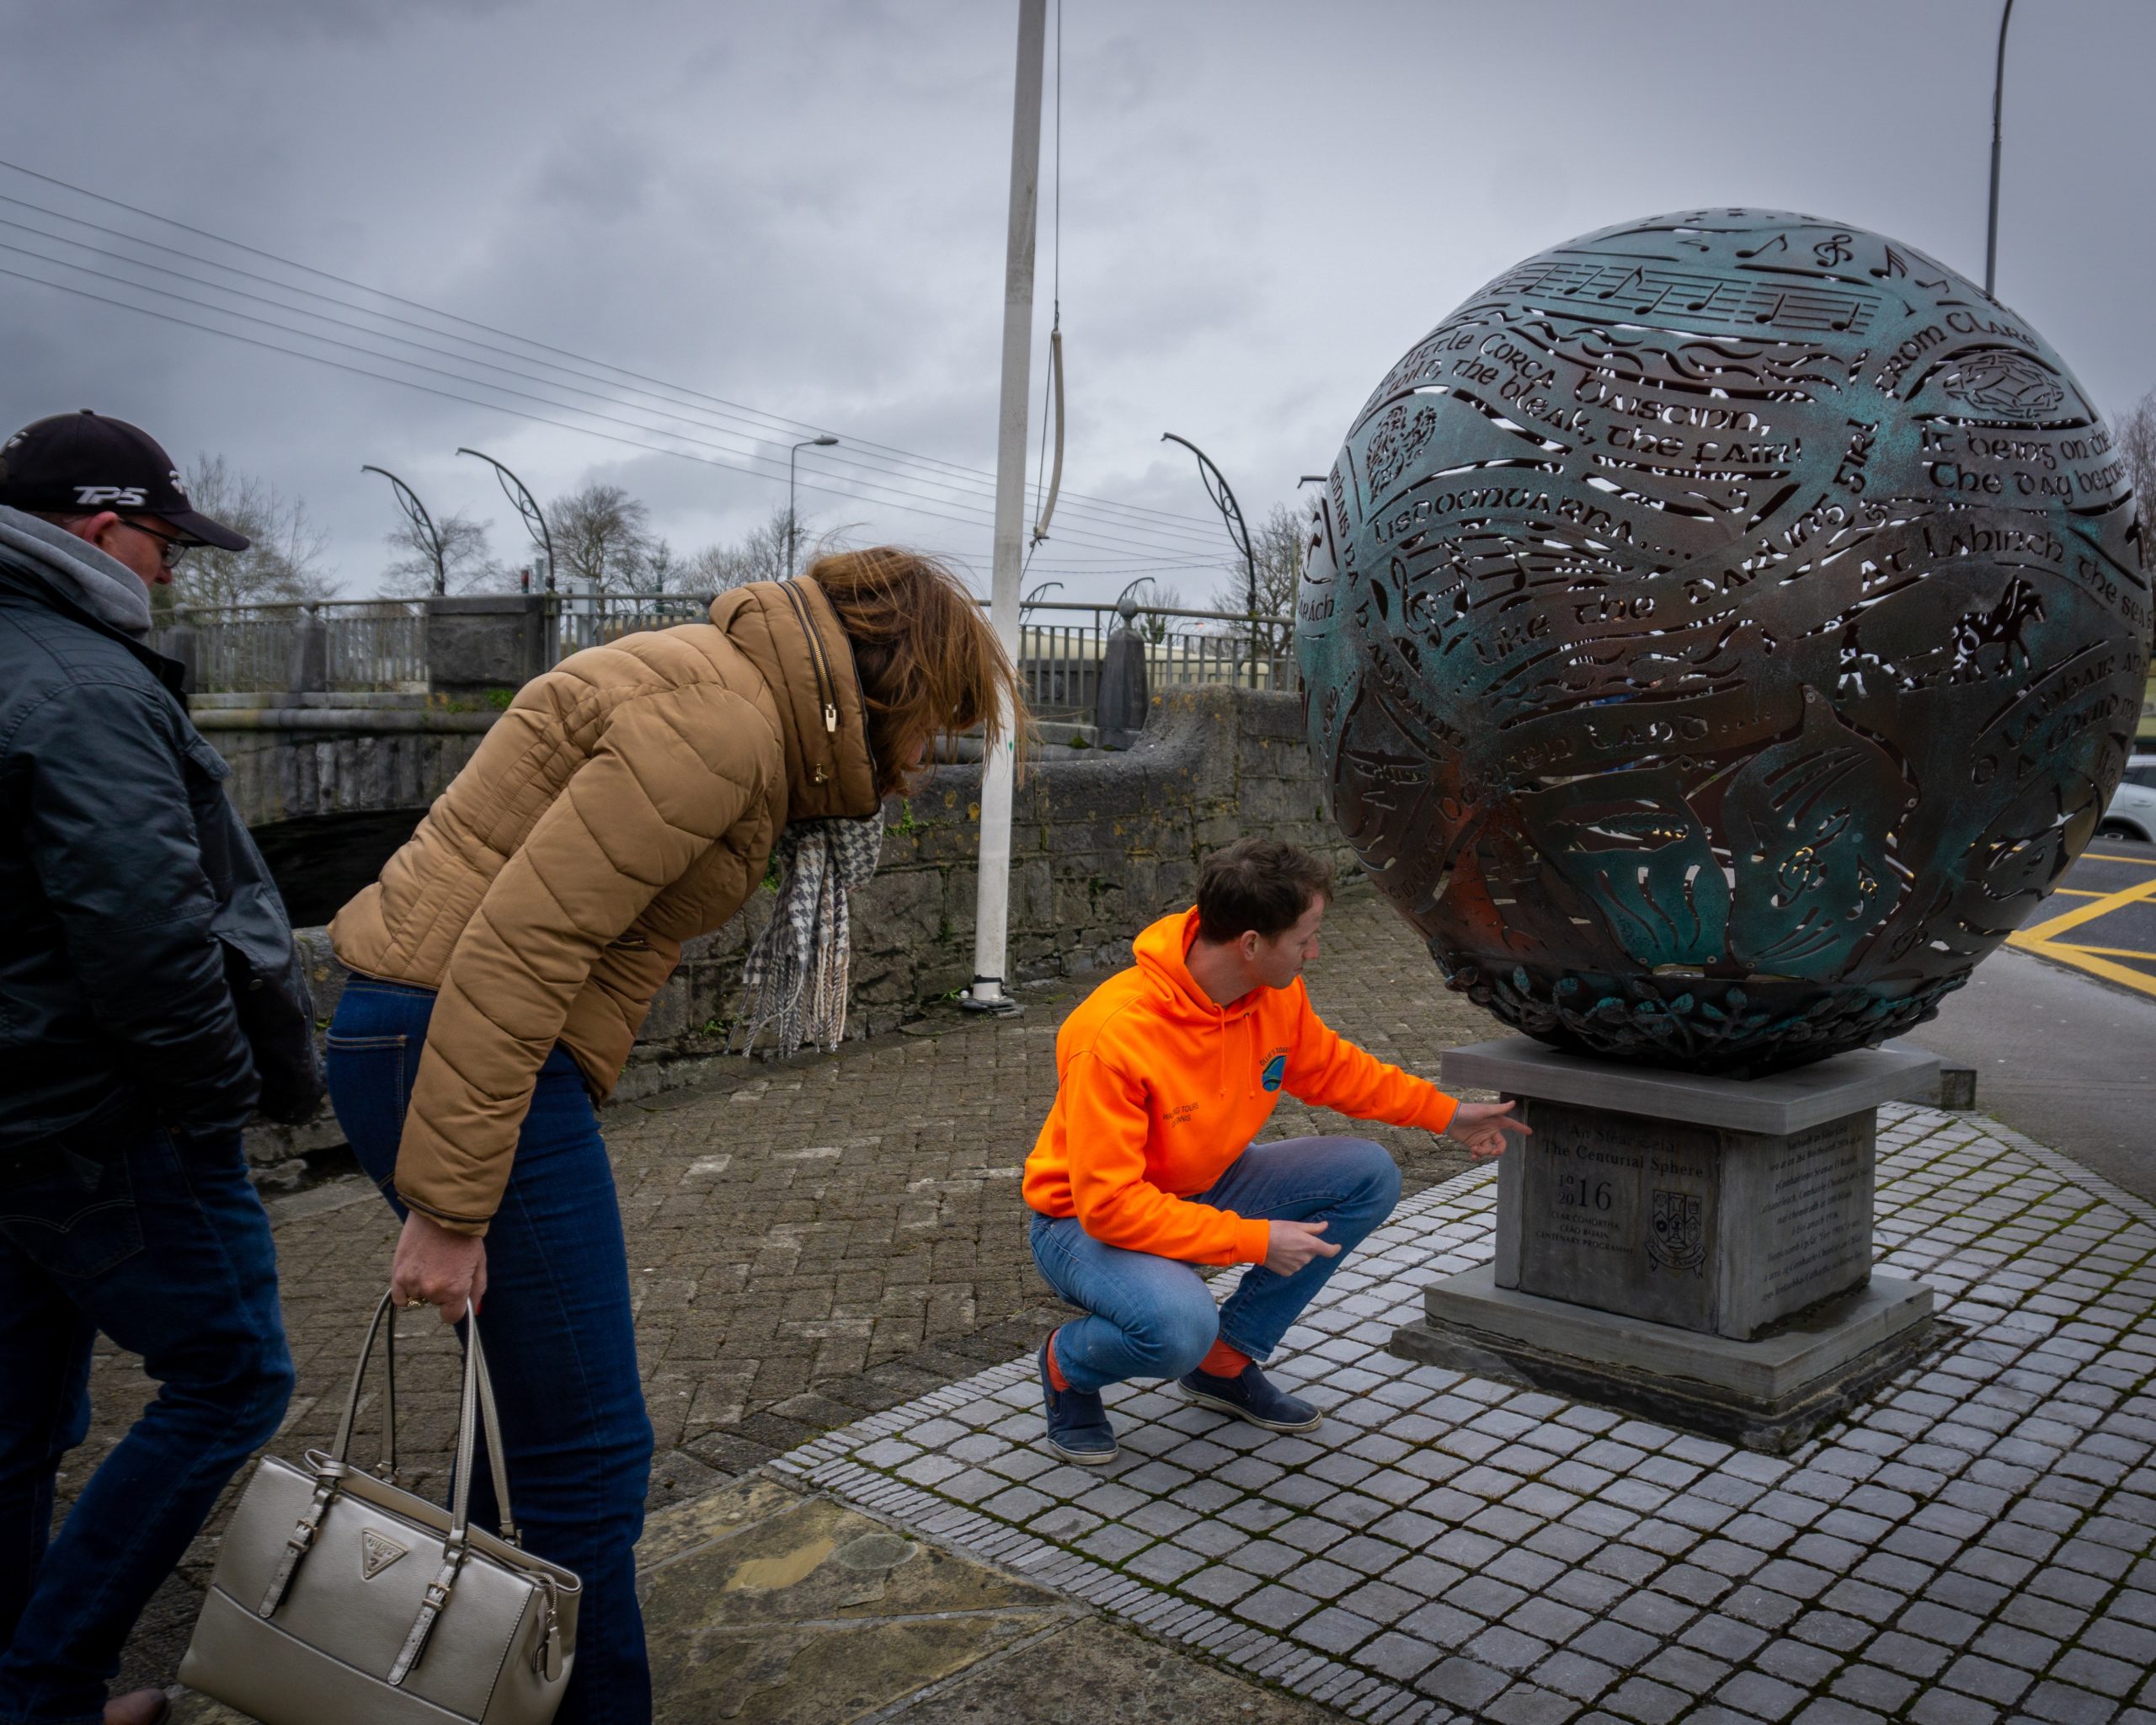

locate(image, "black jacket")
(0, 527), (321, 1151)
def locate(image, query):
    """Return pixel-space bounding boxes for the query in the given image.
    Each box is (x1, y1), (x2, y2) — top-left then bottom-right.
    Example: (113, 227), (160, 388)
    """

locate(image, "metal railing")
(544, 592), (1298, 722)
(152, 599), (428, 693)
(158, 589), (1301, 719)
(550, 589), (711, 660)
(1014, 601), (1296, 721)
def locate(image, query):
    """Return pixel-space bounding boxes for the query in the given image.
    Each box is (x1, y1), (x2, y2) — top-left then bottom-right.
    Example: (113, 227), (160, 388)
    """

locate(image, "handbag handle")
(388, 1309), (523, 1686)
(447, 1315), (520, 1547)
(331, 1290), (520, 1544)
(331, 1289), (399, 1481)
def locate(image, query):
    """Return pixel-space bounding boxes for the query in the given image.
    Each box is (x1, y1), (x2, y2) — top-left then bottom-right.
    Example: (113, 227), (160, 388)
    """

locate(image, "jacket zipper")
(778, 580), (840, 740)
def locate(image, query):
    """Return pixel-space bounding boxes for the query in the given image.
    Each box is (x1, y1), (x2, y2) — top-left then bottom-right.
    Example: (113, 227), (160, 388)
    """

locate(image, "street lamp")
(362, 464), (446, 596)
(788, 435), (839, 578)
(1161, 430), (1258, 627)
(1985, 0), (2015, 296)
(456, 446), (554, 591)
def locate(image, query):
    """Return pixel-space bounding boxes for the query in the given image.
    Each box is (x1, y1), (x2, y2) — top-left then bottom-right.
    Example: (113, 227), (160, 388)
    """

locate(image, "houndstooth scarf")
(734, 814), (883, 1057)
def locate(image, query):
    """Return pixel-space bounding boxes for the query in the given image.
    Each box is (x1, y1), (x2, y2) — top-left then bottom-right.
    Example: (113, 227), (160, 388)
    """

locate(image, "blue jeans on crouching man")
(326, 976), (654, 1725)
(1028, 1136), (1401, 1391)
(0, 1112), (292, 1725)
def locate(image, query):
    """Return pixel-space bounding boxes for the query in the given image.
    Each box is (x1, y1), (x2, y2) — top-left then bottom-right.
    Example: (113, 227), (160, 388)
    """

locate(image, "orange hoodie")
(1022, 907), (1460, 1265)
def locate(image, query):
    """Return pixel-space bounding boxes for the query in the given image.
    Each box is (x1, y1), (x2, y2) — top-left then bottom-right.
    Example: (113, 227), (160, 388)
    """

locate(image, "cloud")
(0, 0), (2147, 603)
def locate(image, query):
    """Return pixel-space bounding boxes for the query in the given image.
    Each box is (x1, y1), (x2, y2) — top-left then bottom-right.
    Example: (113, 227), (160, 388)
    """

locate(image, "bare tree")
(684, 505), (809, 592)
(160, 454), (333, 613)
(376, 510), (507, 597)
(550, 483), (655, 593)
(2119, 387), (2155, 537)
(1120, 579), (1186, 645)
(1209, 501), (1304, 654)
(2116, 387), (2156, 654)
(643, 538), (685, 595)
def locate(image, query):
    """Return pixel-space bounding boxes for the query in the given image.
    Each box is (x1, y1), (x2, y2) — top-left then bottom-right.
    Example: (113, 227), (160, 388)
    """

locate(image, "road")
(1908, 835), (2156, 1207)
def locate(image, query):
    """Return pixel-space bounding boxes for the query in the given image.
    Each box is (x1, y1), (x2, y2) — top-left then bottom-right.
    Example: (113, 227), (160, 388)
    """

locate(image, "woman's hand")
(391, 1211), (488, 1323)
(1447, 1101), (1533, 1161)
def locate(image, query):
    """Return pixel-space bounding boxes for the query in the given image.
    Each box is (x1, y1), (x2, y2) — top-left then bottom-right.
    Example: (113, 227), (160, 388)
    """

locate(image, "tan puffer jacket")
(330, 578), (878, 1234)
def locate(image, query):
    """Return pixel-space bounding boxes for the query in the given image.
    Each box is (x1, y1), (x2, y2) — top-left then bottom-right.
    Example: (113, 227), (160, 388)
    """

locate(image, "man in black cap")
(0, 412), (318, 1725)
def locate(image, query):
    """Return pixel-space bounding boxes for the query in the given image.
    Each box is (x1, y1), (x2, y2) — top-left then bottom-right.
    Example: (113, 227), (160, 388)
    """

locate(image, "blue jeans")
(326, 977), (654, 1725)
(1028, 1136), (1401, 1394)
(0, 1113), (293, 1725)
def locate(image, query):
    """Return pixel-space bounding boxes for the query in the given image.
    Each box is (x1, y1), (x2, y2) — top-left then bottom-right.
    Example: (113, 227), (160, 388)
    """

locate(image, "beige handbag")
(179, 1292), (581, 1724)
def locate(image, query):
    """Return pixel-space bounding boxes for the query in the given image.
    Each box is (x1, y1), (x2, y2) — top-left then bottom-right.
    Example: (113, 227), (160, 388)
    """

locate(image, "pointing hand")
(1446, 1100), (1531, 1161)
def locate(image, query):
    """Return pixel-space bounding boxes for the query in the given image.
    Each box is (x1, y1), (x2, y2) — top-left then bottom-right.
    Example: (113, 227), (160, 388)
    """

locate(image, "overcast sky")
(1, 0), (2149, 605)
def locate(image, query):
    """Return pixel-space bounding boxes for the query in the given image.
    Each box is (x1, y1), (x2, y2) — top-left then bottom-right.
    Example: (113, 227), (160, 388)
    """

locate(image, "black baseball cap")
(0, 409), (249, 551)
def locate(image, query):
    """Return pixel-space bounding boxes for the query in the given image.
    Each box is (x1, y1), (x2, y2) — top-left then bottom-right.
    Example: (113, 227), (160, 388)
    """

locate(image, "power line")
(0, 243), (1223, 563)
(0, 261), (1089, 547)
(0, 157), (1232, 545)
(0, 204), (1228, 558)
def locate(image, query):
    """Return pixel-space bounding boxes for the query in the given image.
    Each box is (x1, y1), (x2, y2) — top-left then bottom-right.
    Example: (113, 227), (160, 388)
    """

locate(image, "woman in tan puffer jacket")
(321, 550), (1017, 1723)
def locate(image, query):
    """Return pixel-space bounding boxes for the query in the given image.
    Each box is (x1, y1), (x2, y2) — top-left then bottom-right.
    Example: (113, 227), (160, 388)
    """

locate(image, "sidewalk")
(115, 884), (1492, 1704)
(777, 1105), (2156, 1724)
(112, 884), (2156, 1721)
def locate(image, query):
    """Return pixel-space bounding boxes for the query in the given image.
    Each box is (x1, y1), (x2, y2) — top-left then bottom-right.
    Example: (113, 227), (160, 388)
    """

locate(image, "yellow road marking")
(2052, 888), (2110, 898)
(2080, 852), (2156, 866)
(2011, 871), (2156, 997)
(2012, 936), (2156, 999)
(2013, 876), (2156, 943)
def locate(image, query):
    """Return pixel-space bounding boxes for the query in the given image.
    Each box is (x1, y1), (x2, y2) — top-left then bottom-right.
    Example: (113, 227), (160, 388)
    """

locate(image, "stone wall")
(247, 685), (1348, 1178)
(198, 698), (495, 828)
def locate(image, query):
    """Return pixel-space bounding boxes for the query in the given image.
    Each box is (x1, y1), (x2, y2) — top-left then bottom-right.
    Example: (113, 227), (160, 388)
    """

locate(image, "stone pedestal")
(1390, 1039), (1941, 1451)
(424, 594), (550, 699)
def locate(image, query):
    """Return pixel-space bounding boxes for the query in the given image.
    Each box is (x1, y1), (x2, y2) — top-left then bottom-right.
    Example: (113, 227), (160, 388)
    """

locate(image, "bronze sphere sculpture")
(1297, 210), (2148, 1073)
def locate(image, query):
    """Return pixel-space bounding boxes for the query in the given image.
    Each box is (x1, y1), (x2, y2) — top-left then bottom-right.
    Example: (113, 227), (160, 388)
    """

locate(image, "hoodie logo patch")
(1262, 1053), (1287, 1092)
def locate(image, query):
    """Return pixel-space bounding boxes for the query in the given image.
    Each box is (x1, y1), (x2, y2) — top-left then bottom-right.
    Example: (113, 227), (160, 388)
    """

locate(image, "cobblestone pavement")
(776, 1108), (2156, 1725)
(99, 884), (1500, 1688)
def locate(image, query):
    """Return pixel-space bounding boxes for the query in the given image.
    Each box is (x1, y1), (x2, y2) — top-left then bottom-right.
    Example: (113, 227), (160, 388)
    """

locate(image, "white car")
(2099, 755), (2156, 842)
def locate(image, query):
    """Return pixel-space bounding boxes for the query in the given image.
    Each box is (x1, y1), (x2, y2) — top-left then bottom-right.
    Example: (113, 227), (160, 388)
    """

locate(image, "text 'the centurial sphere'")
(1297, 210), (2149, 1074)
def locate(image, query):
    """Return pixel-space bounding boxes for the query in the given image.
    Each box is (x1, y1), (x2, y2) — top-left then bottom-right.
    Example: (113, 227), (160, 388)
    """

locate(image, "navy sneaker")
(1177, 1360), (1322, 1433)
(1039, 1338), (1118, 1465)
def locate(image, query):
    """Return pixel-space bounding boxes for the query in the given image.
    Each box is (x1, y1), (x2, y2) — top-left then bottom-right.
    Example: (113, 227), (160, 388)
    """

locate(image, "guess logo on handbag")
(360, 1530), (408, 1581)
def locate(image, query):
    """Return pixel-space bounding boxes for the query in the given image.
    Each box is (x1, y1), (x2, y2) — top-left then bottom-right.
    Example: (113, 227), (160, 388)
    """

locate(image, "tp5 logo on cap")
(0, 410), (248, 552)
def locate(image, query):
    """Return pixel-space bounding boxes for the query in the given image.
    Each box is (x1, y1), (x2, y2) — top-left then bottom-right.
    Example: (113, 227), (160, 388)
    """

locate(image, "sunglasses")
(118, 517), (193, 570)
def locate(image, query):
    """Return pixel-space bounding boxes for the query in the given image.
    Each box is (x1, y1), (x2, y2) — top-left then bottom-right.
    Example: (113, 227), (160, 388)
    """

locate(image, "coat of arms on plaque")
(1646, 1190), (1705, 1276)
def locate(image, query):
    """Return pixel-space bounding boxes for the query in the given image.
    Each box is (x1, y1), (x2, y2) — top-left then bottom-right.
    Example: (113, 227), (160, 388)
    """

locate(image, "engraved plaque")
(1511, 1099), (1721, 1332)
(1718, 1112), (1876, 1338)
(1499, 1097), (1877, 1339)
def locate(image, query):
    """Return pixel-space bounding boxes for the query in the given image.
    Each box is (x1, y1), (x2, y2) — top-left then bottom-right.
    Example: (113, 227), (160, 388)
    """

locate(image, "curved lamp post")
(1161, 432), (1257, 622)
(788, 435), (839, 578)
(1984, 0), (2017, 296)
(362, 464), (446, 596)
(456, 446), (554, 591)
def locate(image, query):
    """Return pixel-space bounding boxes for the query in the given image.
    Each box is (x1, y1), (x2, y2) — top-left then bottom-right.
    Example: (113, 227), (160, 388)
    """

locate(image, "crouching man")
(1022, 839), (1528, 1462)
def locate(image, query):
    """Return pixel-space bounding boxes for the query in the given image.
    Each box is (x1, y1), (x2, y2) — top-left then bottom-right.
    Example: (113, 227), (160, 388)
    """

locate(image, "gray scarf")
(734, 814), (883, 1056)
(0, 505), (154, 639)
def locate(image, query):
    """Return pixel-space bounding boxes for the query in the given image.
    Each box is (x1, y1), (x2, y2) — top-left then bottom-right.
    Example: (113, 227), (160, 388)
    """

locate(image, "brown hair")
(805, 547), (1026, 798)
(1195, 838), (1334, 943)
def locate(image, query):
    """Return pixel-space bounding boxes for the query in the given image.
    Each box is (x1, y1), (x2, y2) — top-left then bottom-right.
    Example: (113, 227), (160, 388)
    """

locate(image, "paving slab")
(776, 1107), (2156, 1723)
(104, 885), (1496, 1702)
(172, 1472), (1336, 1723)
